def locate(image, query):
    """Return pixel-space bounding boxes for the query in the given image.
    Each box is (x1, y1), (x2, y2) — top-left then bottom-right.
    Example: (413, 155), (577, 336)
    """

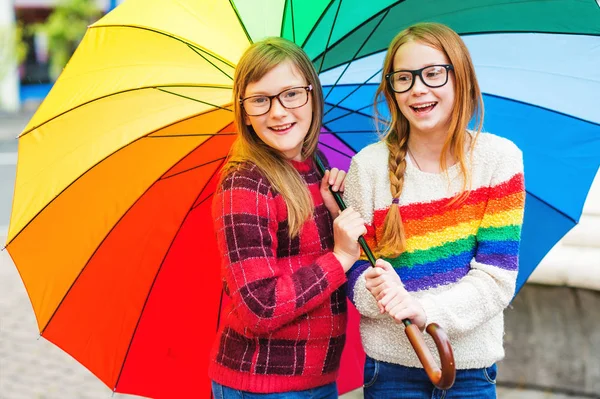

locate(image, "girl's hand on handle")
(320, 168), (346, 218)
(366, 260), (427, 330)
(332, 206), (366, 272)
(378, 284), (427, 331)
(365, 259), (402, 302)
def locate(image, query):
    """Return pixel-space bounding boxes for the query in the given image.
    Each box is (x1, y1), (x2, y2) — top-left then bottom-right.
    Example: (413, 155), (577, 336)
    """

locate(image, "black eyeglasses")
(240, 85), (313, 116)
(385, 64), (454, 93)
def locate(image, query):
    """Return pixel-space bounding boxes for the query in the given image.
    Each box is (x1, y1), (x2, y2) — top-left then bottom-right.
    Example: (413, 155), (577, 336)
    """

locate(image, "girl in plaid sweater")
(343, 23), (525, 398)
(209, 38), (366, 398)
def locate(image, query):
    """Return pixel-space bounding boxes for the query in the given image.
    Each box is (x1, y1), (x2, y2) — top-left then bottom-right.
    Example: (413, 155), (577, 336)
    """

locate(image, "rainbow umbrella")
(5, 0), (600, 398)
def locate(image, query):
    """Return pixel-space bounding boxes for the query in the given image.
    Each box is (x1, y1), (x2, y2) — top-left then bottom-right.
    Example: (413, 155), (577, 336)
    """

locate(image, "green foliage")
(33, 0), (101, 80)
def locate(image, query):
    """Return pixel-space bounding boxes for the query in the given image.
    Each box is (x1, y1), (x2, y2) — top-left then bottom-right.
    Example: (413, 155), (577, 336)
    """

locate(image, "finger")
(321, 170), (330, 190)
(375, 259), (393, 271)
(328, 168), (339, 185)
(365, 276), (385, 291)
(382, 293), (403, 312)
(334, 207), (351, 223)
(376, 286), (398, 302)
(371, 286), (385, 299)
(365, 267), (384, 279)
(331, 170), (346, 191)
(376, 288), (395, 305)
(345, 219), (367, 236)
(388, 303), (410, 322)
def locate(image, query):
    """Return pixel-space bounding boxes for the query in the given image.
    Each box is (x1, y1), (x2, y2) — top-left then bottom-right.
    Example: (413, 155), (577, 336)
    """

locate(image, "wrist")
(333, 250), (357, 272)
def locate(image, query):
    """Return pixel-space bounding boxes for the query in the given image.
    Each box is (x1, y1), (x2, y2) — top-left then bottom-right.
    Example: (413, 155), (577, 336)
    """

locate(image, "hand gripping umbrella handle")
(315, 154), (456, 390)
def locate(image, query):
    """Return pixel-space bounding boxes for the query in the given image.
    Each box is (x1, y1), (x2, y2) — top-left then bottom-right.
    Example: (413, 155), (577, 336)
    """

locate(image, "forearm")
(349, 267), (388, 319)
(224, 251), (348, 334)
(419, 263), (517, 337)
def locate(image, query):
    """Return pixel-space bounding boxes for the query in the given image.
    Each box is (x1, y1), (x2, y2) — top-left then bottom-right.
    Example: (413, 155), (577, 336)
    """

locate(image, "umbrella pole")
(314, 154), (456, 390)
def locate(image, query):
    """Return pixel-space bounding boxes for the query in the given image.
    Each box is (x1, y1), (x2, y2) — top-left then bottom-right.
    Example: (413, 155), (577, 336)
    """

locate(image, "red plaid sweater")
(208, 158), (348, 393)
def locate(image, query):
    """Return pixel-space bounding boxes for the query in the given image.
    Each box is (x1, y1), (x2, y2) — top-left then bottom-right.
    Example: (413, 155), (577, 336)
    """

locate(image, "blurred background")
(1, 0), (599, 398)
(1, 0), (116, 112)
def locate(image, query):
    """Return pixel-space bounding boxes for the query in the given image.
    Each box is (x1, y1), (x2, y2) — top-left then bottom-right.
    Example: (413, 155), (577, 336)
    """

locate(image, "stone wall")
(499, 284), (600, 396)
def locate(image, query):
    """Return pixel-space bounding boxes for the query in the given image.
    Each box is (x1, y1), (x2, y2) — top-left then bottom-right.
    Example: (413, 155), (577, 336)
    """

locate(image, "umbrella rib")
(526, 191), (578, 225)
(318, 140), (353, 159)
(20, 84), (231, 137)
(280, 0), (289, 39)
(323, 99), (384, 125)
(156, 88), (233, 111)
(322, 8), (389, 104)
(315, 31), (600, 75)
(227, 0), (253, 43)
(298, 0), (336, 49)
(7, 108), (231, 246)
(323, 69), (383, 118)
(310, 0), (600, 72)
(90, 24), (237, 67)
(290, 0), (296, 43)
(160, 157), (227, 181)
(322, 130), (377, 134)
(191, 192), (215, 211)
(309, 0), (404, 66)
(186, 44), (233, 80)
(149, 132), (237, 138)
(482, 92), (600, 127)
(114, 155), (228, 392)
(36, 133), (221, 335)
(316, 0), (343, 74)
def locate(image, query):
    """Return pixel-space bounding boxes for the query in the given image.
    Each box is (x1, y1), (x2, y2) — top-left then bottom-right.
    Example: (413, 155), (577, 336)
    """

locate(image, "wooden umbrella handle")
(315, 154), (456, 390)
(404, 322), (455, 389)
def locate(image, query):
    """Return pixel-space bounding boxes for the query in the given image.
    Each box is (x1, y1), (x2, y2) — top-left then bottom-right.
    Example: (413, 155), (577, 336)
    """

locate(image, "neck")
(407, 130), (451, 163)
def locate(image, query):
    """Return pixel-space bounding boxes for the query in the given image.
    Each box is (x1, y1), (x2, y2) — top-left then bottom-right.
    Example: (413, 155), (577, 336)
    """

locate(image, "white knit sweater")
(343, 132), (525, 369)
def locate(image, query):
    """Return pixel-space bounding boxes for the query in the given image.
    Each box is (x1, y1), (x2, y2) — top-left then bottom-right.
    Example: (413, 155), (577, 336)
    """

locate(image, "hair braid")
(377, 131), (408, 257)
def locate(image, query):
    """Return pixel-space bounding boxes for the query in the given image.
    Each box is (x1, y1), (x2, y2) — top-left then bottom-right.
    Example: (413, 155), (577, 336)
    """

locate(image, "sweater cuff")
(318, 251), (348, 289)
(420, 296), (441, 329)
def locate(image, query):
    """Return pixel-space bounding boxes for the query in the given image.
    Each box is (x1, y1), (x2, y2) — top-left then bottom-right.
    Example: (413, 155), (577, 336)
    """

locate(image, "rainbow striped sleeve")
(475, 172), (525, 271)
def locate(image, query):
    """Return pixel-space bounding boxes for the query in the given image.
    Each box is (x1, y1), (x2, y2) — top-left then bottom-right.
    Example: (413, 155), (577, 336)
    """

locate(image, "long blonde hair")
(222, 37), (324, 238)
(374, 22), (484, 257)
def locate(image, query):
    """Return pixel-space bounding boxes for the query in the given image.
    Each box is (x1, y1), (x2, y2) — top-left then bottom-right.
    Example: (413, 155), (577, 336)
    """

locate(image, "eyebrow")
(393, 62), (447, 70)
(244, 83), (308, 97)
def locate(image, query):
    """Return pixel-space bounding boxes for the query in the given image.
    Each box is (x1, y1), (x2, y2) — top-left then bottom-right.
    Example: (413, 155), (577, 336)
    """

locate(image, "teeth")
(271, 123), (293, 131)
(412, 102), (436, 109)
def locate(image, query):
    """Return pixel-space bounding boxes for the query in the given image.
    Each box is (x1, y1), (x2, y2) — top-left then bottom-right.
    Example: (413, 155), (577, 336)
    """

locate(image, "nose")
(269, 97), (288, 117)
(411, 75), (429, 95)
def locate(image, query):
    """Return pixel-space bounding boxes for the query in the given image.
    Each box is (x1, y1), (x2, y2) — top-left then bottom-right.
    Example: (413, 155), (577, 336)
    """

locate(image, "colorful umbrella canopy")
(6, 0), (600, 398)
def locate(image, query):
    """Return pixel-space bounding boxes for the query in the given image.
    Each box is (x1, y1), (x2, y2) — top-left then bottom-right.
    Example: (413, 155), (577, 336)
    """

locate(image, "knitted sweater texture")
(343, 133), (525, 369)
(208, 158), (347, 393)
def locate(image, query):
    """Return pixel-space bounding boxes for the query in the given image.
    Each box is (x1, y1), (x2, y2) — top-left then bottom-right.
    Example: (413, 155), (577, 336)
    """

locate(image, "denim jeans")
(363, 356), (497, 399)
(211, 381), (338, 399)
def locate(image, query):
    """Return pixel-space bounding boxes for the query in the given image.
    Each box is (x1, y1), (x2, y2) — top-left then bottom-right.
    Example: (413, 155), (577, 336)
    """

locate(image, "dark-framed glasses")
(385, 64), (454, 93)
(240, 85), (313, 116)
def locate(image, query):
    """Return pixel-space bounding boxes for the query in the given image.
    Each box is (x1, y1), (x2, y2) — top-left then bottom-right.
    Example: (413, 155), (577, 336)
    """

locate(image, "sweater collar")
(289, 157), (313, 173)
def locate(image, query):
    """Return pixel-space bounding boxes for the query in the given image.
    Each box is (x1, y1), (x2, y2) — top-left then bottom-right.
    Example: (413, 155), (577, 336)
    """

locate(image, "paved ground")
(0, 110), (592, 398)
(0, 243), (138, 399)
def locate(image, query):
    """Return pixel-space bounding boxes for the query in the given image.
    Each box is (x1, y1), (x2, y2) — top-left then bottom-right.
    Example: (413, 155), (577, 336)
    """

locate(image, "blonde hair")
(374, 22), (484, 257)
(222, 37), (324, 238)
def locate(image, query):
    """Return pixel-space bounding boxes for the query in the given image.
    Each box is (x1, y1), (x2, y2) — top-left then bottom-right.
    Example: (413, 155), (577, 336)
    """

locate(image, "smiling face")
(392, 40), (455, 138)
(243, 60), (313, 161)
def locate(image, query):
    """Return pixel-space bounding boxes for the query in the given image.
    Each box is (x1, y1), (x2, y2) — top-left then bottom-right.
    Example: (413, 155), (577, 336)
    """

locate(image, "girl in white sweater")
(344, 22), (525, 399)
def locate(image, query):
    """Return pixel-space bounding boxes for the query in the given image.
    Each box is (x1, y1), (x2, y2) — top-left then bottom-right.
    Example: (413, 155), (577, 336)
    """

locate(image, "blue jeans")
(211, 381), (338, 399)
(363, 356), (497, 399)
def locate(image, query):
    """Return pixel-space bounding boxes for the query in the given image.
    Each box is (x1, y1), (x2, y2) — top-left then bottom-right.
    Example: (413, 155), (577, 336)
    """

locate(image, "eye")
(282, 89), (302, 99)
(395, 73), (412, 82)
(248, 96), (268, 105)
(425, 67), (444, 79)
